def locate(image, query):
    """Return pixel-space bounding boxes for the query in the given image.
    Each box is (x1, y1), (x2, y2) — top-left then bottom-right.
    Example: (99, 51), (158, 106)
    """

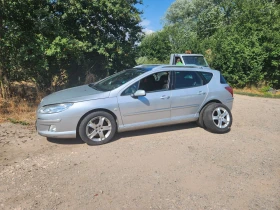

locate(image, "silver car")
(36, 66), (234, 145)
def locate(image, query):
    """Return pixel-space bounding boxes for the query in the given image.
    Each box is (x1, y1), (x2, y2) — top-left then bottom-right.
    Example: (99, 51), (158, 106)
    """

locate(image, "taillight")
(225, 86), (233, 97)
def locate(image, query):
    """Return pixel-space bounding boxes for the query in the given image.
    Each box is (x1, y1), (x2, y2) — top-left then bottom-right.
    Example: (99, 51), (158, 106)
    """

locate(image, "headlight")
(39, 103), (73, 114)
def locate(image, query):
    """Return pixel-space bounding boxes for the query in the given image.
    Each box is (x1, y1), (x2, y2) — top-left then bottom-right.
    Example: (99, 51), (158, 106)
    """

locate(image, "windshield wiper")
(88, 83), (99, 90)
(89, 83), (108, 91)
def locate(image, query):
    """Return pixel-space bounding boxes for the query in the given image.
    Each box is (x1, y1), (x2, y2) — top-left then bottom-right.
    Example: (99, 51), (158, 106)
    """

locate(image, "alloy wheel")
(86, 116), (112, 141)
(212, 107), (231, 128)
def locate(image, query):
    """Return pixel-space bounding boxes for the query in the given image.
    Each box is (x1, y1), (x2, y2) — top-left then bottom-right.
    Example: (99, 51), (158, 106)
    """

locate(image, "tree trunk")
(0, 79), (5, 99)
(0, 0), (7, 99)
(0, 74), (9, 99)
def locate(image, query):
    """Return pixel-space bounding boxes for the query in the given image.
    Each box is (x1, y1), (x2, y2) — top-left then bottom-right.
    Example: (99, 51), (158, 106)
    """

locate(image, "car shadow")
(47, 137), (85, 145)
(112, 122), (198, 142)
(46, 122), (199, 145)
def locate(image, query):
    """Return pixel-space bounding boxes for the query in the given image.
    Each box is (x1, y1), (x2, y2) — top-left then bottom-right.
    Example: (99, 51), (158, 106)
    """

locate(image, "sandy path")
(0, 94), (280, 210)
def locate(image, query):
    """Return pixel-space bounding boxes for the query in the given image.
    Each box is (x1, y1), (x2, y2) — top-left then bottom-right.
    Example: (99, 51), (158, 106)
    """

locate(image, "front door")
(118, 71), (171, 127)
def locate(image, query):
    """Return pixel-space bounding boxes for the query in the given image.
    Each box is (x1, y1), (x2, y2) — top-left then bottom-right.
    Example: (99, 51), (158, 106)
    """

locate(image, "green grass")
(7, 118), (31, 125)
(234, 90), (280, 98)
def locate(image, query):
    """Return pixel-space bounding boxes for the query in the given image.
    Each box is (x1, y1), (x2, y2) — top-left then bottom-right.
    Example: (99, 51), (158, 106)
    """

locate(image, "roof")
(133, 64), (212, 72)
(171, 53), (204, 56)
(149, 65), (218, 74)
(133, 64), (166, 71)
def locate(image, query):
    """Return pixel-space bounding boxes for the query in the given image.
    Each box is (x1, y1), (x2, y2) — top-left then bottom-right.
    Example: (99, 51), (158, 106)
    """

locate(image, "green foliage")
(7, 118), (30, 126)
(260, 86), (271, 93)
(207, 0), (280, 88)
(0, 0), (143, 98)
(138, 0), (280, 89)
(138, 30), (171, 62)
(136, 56), (168, 65)
(234, 90), (280, 98)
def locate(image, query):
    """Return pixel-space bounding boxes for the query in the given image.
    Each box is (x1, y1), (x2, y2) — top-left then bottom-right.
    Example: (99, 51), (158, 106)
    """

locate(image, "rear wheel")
(203, 103), (232, 133)
(79, 111), (117, 145)
(196, 103), (216, 128)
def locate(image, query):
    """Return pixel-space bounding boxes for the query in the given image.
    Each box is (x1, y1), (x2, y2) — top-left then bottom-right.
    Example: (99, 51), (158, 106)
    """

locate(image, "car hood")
(40, 85), (109, 106)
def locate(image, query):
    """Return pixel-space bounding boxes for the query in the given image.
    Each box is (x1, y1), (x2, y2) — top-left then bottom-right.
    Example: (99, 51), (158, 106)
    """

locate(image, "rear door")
(170, 70), (208, 121)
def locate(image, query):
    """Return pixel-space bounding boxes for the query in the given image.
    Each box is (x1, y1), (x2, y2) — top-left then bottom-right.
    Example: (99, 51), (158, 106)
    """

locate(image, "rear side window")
(220, 74), (227, 84)
(200, 72), (213, 84)
(174, 71), (203, 89)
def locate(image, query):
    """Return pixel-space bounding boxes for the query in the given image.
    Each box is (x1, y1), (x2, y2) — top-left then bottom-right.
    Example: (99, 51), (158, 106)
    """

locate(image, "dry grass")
(0, 81), (44, 124)
(0, 97), (37, 124)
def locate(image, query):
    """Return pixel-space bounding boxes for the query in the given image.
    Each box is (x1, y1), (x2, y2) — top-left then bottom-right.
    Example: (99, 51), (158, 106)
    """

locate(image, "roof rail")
(160, 65), (204, 69)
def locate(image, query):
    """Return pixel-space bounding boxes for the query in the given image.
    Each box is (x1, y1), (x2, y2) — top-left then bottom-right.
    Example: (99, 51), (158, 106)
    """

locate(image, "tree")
(209, 0), (280, 88)
(161, 0), (280, 88)
(0, 0), (143, 98)
(138, 30), (171, 62)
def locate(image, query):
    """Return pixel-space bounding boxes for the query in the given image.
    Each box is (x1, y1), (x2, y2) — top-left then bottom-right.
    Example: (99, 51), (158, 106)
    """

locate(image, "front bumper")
(36, 118), (76, 138)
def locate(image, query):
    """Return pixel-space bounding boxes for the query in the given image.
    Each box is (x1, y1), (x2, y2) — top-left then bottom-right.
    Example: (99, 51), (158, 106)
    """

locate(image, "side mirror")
(131, 90), (146, 98)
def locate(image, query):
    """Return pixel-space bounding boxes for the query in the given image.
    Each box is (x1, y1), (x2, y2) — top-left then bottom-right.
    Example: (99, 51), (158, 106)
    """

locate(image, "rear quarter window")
(220, 74), (227, 84)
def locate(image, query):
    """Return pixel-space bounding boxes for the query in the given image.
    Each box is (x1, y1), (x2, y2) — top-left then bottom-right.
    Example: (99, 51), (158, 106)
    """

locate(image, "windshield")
(182, 56), (208, 67)
(89, 69), (145, 91)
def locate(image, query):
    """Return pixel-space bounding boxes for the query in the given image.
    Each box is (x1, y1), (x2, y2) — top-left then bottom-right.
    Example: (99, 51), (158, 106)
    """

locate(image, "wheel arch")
(199, 100), (221, 113)
(76, 108), (118, 138)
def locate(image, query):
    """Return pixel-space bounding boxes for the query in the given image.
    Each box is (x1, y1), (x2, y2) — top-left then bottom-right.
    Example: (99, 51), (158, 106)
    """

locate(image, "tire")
(196, 102), (216, 128)
(78, 111), (117, 145)
(203, 103), (232, 133)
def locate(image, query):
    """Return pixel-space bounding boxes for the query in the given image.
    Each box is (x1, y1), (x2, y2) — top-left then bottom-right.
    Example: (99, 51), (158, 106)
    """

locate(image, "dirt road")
(0, 94), (280, 210)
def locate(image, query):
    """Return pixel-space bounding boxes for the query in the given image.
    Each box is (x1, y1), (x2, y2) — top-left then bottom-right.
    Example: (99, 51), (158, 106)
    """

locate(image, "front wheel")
(203, 103), (232, 133)
(78, 111), (117, 145)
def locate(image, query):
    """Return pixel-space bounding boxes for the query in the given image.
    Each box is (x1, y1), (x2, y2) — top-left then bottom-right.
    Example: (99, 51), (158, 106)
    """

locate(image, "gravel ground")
(0, 94), (280, 210)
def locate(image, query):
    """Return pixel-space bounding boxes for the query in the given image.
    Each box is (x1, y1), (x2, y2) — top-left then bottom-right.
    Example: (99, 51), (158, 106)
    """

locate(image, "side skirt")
(118, 114), (199, 132)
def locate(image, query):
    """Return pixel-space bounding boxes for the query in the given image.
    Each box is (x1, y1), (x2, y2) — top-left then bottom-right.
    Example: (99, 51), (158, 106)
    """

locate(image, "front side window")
(89, 69), (145, 91)
(139, 71), (170, 92)
(121, 81), (139, 96)
(174, 71), (203, 89)
(121, 71), (170, 96)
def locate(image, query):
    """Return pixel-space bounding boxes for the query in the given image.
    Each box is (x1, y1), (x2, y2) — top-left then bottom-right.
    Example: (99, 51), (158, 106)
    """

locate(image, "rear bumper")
(225, 98), (234, 110)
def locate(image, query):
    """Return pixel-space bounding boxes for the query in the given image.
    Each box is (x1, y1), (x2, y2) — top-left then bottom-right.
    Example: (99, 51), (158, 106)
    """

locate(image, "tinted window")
(200, 72), (213, 84)
(220, 74), (227, 84)
(174, 71), (203, 89)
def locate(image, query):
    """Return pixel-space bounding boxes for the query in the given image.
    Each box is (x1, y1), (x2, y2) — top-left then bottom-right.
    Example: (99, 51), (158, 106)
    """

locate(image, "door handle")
(160, 95), (170, 99)
(198, 91), (206, 95)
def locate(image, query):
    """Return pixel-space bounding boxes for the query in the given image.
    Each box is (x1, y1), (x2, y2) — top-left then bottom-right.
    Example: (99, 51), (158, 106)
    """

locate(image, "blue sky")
(136, 0), (175, 34)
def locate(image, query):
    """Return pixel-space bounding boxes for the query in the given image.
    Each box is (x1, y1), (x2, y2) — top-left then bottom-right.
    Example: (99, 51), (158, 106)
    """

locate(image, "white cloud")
(140, 20), (154, 35)
(143, 28), (155, 35)
(140, 20), (151, 27)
